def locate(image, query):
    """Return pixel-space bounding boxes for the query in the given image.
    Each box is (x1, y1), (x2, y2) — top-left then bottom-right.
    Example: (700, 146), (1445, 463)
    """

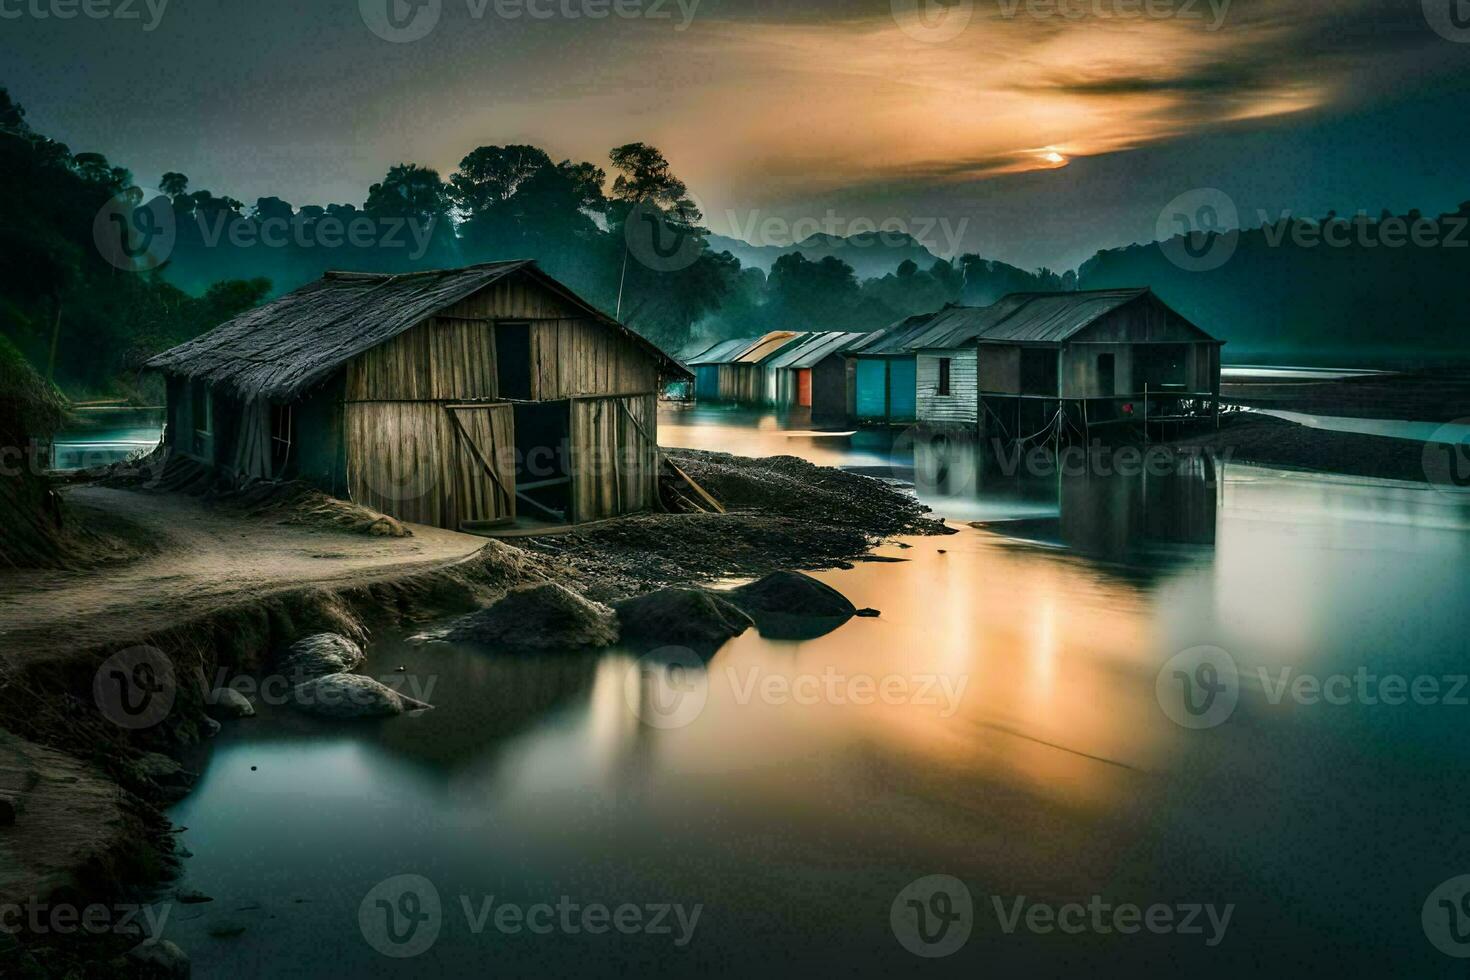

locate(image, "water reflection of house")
(909, 289), (1223, 442)
(146, 261), (688, 529)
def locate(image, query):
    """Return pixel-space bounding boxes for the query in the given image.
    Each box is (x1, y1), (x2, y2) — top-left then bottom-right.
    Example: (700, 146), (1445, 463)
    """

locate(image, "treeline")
(0, 83), (1072, 396)
(1079, 205), (1470, 364)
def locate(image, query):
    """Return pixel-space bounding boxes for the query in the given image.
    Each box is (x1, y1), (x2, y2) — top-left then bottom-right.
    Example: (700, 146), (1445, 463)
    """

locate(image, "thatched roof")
(146, 260), (689, 401)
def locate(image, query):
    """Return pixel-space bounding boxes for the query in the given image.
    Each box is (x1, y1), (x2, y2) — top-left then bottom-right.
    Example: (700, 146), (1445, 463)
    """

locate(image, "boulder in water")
(612, 588), (753, 653)
(205, 687), (255, 719)
(725, 571), (857, 640)
(290, 673), (432, 720)
(279, 633), (364, 680)
(126, 939), (190, 978)
(426, 582), (618, 652)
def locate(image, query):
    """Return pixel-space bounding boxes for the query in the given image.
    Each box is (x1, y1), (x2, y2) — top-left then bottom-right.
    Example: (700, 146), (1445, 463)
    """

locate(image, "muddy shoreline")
(0, 449), (949, 974)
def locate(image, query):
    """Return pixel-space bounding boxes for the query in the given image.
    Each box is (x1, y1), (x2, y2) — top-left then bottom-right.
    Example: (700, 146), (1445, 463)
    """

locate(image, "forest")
(2, 79), (1466, 402)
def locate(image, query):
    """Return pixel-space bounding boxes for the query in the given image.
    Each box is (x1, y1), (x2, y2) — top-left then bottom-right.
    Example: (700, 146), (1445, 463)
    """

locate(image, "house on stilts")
(146, 260), (690, 530)
(907, 288), (1222, 442)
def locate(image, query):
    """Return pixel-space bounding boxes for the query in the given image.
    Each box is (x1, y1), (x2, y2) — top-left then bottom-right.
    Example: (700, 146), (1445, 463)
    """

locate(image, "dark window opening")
(271, 403), (294, 476)
(937, 357), (952, 396)
(1097, 353), (1116, 395)
(495, 322), (533, 400)
(1135, 344), (1190, 390)
(1019, 349), (1059, 395)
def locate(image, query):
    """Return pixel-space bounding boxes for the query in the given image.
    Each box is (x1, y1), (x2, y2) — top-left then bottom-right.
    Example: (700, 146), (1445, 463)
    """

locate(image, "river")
(144, 404), (1470, 977)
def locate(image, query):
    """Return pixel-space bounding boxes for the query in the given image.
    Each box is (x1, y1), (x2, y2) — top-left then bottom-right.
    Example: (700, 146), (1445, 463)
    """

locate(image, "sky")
(4, 0), (1470, 270)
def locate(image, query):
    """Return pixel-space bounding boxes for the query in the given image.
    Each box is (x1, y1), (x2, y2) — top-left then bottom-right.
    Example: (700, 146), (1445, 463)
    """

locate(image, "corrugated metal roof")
(911, 289), (1153, 348)
(847, 312), (942, 357)
(146, 259), (690, 398)
(735, 331), (805, 365)
(768, 331), (871, 369)
(687, 336), (762, 366)
(676, 339), (720, 364)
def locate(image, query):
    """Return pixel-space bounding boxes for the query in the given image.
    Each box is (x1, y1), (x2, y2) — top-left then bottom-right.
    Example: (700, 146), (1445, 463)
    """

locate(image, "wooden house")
(908, 288), (1222, 440)
(720, 331), (804, 404)
(839, 314), (938, 424)
(687, 336), (758, 401)
(766, 332), (870, 410)
(145, 260), (689, 529)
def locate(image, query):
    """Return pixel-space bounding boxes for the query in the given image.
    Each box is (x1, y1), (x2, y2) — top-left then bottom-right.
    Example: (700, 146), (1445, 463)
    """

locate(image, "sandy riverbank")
(0, 449), (949, 972)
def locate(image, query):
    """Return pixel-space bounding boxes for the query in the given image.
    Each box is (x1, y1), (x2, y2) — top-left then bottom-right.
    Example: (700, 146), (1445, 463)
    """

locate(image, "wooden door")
(445, 403), (516, 528)
(796, 369), (813, 407)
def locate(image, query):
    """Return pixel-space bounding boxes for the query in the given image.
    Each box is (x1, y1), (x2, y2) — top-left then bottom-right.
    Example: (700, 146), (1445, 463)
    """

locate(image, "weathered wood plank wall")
(916, 350), (979, 425)
(569, 393), (658, 523)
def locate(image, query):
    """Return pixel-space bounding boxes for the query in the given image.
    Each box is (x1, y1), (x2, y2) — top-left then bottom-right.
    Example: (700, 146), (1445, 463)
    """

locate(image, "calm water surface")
(160, 405), (1470, 977)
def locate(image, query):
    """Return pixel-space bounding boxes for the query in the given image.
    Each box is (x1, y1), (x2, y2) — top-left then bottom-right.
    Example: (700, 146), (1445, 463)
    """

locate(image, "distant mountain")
(706, 231), (942, 280)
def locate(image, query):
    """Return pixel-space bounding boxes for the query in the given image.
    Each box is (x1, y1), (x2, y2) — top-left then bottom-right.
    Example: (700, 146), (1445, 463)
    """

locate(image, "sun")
(1041, 150), (1068, 166)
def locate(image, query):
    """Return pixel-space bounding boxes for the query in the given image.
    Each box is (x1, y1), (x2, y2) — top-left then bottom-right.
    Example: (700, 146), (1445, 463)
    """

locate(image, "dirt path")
(0, 486), (487, 662)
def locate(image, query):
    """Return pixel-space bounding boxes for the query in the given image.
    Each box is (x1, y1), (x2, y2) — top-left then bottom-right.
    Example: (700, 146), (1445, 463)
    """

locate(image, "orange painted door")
(796, 369), (813, 407)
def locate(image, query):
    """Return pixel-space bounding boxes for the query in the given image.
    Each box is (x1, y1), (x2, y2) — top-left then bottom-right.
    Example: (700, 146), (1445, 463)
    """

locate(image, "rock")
(725, 571), (857, 640)
(290, 673), (432, 720)
(176, 888), (212, 904)
(205, 688), (255, 719)
(127, 939), (190, 978)
(279, 633), (364, 680)
(201, 717), (221, 738)
(425, 582), (618, 652)
(611, 588), (753, 653)
(135, 752), (183, 783)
